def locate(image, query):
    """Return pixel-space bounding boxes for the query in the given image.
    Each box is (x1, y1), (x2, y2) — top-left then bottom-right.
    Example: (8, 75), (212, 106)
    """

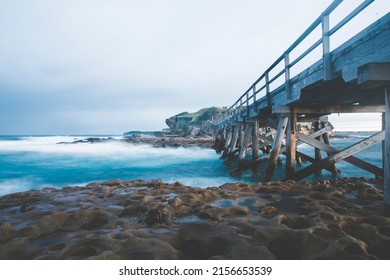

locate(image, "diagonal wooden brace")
(297, 132), (383, 177)
(293, 131), (385, 181)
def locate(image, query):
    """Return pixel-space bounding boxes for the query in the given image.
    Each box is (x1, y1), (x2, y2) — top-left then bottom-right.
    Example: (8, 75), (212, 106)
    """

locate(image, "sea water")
(0, 135), (236, 196)
(0, 133), (383, 196)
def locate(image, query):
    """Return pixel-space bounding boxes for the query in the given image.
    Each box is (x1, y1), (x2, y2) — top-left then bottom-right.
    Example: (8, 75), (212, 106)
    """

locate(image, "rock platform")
(0, 178), (389, 260)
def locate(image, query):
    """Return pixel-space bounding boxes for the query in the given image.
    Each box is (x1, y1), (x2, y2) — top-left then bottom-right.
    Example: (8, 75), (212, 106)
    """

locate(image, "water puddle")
(175, 214), (202, 223)
(165, 193), (178, 200)
(211, 196), (269, 212)
(141, 227), (172, 235)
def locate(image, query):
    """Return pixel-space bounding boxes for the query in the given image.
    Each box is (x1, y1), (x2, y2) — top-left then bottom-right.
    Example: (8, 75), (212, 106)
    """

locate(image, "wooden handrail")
(213, 0), (375, 127)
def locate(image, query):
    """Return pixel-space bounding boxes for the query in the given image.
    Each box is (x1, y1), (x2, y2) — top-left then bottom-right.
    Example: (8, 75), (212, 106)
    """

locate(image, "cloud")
(0, 0), (388, 134)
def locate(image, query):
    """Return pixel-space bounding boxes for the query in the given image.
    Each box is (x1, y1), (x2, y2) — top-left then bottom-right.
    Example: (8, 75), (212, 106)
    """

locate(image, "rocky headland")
(1, 178), (389, 260)
(163, 107), (226, 137)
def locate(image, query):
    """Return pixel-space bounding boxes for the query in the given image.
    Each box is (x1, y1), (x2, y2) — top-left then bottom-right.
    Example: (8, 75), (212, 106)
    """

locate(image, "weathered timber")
(286, 112), (297, 179)
(293, 131), (385, 181)
(273, 105), (385, 114)
(264, 116), (289, 182)
(321, 122), (337, 174)
(297, 132), (383, 177)
(314, 121), (322, 176)
(258, 134), (274, 145)
(358, 62), (390, 85)
(228, 125), (240, 155)
(222, 128), (233, 158)
(230, 125), (336, 176)
(251, 119), (259, 173)
(238, 125), (252, 166)
(385, 87), (390, 210)
(295, 151), (340, 174)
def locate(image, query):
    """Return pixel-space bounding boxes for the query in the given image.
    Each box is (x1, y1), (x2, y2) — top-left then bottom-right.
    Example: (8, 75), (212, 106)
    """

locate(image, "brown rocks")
(260, 206), (279, 216)
(121, 238), (181, 260)
(0, 178), (389, 259)
(0, 237), (31, 259)
(0, 223), (17, 243)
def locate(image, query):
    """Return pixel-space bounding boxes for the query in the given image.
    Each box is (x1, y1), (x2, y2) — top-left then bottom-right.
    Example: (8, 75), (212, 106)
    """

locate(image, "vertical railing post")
(284, 53), (291, 99)
(265, 72), (271, 106)
(240, 98), (243, 119)
(253, 84), (257, 114)
(246, 91), (249, 117)
(322, 13), (331, 80)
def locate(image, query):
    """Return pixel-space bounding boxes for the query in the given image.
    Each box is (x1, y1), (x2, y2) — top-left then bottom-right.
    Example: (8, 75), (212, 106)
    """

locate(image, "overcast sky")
(0, 0), (388, 135)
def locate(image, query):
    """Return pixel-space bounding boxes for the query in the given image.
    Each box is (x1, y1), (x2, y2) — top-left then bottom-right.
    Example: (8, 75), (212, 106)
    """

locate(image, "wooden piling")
(286, 110), (297, 179)
(222, 128), (233, 158)
(314, 121), (322, 176)
(252, 119), (259, 173)
(228, 125), (240, 155)
(238, 124), (252, 167)
(321, 122), (338, 175)
(214, 130), (225, 153)
(264, 116), (289, 182)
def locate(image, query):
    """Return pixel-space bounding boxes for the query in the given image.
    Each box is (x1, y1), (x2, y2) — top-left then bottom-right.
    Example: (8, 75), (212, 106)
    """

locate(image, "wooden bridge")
(211, 0), (390, 209)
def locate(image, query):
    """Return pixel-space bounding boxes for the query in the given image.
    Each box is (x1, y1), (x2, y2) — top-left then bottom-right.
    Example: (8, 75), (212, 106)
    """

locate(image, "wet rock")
(0, 223), (17, 243)
(227, 242), (276, 260)
(267, 230), (328, 260)
(19, 224), (41, 239)
(178, 222), (238, 259)
(311, 228), (345, 240)
(20, 204), (34, 213)
(280, 215), (313, 230)
(260, 206), (279, 216)
(86, 250), (117, 260)
(368, 239), (390, 259)
(228, 218), (255, 237)
(61, 235), (121, 259)
(224, 206), (250, 216)
(120, 238), (181, 260)
(145, 208), (174, 225)
(197, 208), (225, 221)
(173, 205), (192, 217)
(342, 223), (380, 244)
(0, 237), (30, 259)
(0, 178), (389, 260)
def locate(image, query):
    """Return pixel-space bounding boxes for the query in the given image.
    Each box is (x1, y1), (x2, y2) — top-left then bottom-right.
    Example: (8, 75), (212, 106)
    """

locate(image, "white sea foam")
(0, 136), (229, 196)
(0, 178), (40, 195)
(0, 136), (216, 164)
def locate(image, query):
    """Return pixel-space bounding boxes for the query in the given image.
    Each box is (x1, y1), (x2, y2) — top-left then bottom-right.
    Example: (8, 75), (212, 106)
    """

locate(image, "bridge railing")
(213, 0), (375, 128)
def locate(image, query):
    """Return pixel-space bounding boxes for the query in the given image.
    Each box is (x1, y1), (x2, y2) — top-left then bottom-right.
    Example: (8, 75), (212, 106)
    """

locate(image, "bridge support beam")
(286, 110), (297, 179)
(238, 124), (252, 167)
(292, 131), (385, 181)
(297, 132), (382, 177)
(321, 122), (338, 175)
(264, 116), (288, 182)
(252, 119), (259, 173)
(314, 120), (323, 176)
(222, 128), (233, 158)
(228, 125), (240, 156)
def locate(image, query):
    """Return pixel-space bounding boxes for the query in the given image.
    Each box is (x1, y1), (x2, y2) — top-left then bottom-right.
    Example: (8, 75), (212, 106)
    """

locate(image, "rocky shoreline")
(1, 178), (389, 260)
(57, 135), (215, 149)
(123, 135), (215, 148)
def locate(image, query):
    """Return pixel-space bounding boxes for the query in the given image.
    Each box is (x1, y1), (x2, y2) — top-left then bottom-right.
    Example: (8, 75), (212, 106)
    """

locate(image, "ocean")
(0, 133), (383, 196)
